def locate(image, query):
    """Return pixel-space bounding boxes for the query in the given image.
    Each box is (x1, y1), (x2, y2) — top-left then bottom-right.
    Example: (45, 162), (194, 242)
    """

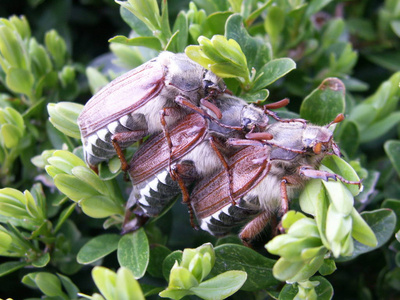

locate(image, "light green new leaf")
(190, 271), (247, 300)
(81, 195), (124, 218)
(116, 268), (145, 300)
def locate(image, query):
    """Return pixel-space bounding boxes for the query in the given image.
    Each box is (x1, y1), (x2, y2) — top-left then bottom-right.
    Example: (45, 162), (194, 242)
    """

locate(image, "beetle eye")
(313, 142), (322, 154)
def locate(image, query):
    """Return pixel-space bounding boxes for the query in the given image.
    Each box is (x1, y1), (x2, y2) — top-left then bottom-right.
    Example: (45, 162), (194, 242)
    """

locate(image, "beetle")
(123, 94), (281, 232)
(77, 51), (226, 171)
(191, 115), (361, 246)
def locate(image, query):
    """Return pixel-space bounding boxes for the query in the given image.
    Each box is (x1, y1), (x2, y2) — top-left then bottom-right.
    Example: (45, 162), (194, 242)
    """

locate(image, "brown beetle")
(123, 94), (277, 232)
(191, 115), (361, 246)
(77, 51), (226, 171)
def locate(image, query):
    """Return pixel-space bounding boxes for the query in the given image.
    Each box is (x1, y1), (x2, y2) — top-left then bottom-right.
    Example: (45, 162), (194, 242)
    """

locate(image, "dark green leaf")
(300, 77), (346, 125)
(120, 6), (152, 36)
(384, 140), (400, 177)
(225, 14), (272, 72)
(337, 209), (396, 261)
(172, 12), (188, 53)
(32, 253), (50, 268)
(336, 120), (360, 158)
(382, 199), (400, 232)
(77, 234), (120, 264)
(252, 58), (296, 91)
(0, 261), (28, 277)
(117, 229), (149, 279)
(203, 12), (233, 38)
(212, 244), (279, 291)
(57, 273), (80, 299)
(147, 244), (171, 278)
(162, 250), (183, 281)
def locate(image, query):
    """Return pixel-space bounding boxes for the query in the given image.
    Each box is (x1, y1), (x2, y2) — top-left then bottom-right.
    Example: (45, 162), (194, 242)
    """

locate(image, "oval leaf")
(77, 234), (121, 264)
(117, 229), (149, 279)
(300, 77), (345, 125)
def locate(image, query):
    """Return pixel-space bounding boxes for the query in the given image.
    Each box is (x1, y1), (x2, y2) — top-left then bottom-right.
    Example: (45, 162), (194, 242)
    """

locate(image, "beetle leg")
(200, 98), (222, 119)
(111, 130), (147, 172)
(261, 98), (307, 125)
(239, 210), (270, 247)
(280, 178), (290, 215)
(299, 166), (362, 188)
(209, 136), (236, 206)
(170, 164), (198, 229)
(159, 107), (176, 175)
(175, 95), (242, 131)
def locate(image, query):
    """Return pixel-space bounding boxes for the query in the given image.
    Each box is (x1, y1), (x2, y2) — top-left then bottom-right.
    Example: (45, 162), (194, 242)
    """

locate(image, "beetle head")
(240, 104), (269, 131)
(203, 70), (226, 95)
(302, 126), (334, 155)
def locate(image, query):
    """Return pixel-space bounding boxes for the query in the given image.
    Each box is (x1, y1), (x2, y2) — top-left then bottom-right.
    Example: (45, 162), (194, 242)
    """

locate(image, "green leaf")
(172, 12), (188, 53)
(1, 123), (22, 148)
(116, 267), (145, 300)
(273, 255), (325, 283)
(57, 273), (80, 299)
(92, 266), (117, 300)
(47, 102), (83, 139)
(252, 58), (296, 91)
(6, 68), (34, 97)
(0, 231), (12, 254)
(190, 271), (247, 300)
(279, 276), (333, 300)
(118, 229), (149, 279)
(45, 30), (67, 69)
(80, 195), (124, 218)
(299, 179), (325, 216)
(360, 112), (400, 143)
(86, 67), (110, 95)
(0, 261), (28, 277)
(384, 140), (400, 177)
(54, 174), (99, 202)
(77, 234), (120, 264)
(322, 179), (354, 215)
(318, 259), (336, 276)
(0, 25), (27, 69)
(32, 253), (50, 268)
(109, 35), (162, 50)
(321, 155), (361, 196)
(350, 208), (377, 247)
(35, 272), (68, 298)
(163, 250), (183, 280)
(335, 120), (360, 158)
(300, 77), (346, 125)
(212, 244), (279, 291)
(168, 263), (199, 289)
(225, 14), (272, 72)
(147, 245), (172, 278)
(337, 209), (396, 261)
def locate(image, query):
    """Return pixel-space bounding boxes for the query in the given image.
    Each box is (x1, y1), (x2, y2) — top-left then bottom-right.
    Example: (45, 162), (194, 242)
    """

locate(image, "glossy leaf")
(81, 195), (124, 218)
(384, 140), (400, 177)
(190, 271), (247, 300)
(252, 58), (296, 91)
(77, 234), (120, 264)
(337, 209), (396, 261)
(212, 244), (279, 291)
(300, 77), (346, 125)
(117, 229), (149, 279)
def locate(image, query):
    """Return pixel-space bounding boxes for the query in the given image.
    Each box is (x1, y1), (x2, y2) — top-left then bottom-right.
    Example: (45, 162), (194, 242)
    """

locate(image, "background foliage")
(0, 0), (399, 299)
